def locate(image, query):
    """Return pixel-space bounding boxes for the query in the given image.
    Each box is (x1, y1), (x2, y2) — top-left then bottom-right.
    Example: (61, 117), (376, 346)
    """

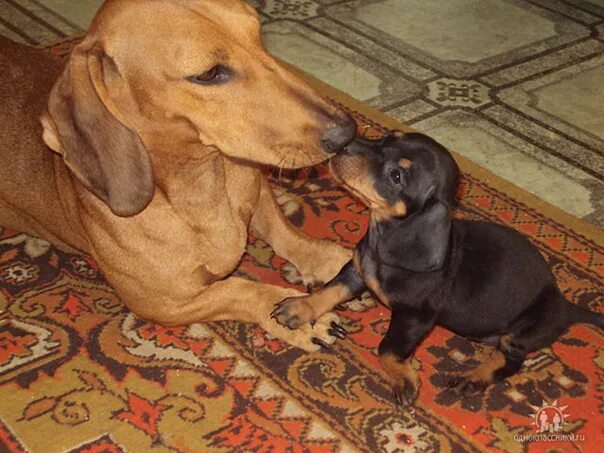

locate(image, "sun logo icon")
(529, 400), (570, 433)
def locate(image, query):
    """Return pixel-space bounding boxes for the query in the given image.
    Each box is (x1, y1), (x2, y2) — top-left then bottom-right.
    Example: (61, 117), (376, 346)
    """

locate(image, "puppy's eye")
(188, 66), (229, 85)
(389, 168), (402, 185)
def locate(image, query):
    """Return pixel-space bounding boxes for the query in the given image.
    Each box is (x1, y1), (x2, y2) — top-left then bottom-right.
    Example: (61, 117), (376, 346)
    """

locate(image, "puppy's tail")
(569, 304), (604, 329)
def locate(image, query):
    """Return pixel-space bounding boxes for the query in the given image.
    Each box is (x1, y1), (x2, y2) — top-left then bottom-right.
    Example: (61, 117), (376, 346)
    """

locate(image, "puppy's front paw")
(393, 378), (420, 408)
(380, 353), (421, 408)
(271, 296), (315, 329)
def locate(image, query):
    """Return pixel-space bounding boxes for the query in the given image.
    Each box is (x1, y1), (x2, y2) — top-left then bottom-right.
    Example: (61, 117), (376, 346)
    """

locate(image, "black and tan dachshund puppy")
(271, 131), (604, 406)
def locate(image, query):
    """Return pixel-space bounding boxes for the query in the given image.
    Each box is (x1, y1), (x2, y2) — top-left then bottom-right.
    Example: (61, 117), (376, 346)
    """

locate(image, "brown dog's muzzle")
(321, 113), (357, 153)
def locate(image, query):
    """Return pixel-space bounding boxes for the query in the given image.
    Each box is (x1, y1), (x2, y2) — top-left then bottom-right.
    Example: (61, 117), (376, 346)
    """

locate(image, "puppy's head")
(331, 132), (459, 271)
(330, 132), (459, 221)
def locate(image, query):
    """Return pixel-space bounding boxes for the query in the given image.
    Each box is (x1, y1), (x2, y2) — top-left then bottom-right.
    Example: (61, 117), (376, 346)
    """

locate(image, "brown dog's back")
(0, 37), (85, 250)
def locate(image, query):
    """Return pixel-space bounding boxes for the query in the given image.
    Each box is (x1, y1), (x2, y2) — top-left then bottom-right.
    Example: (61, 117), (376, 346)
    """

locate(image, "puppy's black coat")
(272, 132), (603, 406)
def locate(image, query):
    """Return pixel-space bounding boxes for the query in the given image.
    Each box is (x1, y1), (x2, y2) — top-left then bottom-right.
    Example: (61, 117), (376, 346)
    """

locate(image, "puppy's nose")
(321, 113), (356, 153)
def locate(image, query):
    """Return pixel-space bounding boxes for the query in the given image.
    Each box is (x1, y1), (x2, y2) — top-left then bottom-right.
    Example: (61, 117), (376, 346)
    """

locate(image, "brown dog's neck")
(151, 144), (221, 185)
(151, 146), (261, 230)
(152, 148), (229, 208)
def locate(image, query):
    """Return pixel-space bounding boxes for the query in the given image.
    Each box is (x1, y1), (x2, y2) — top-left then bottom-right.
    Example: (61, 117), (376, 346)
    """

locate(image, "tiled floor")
(1, 0), (603, 228)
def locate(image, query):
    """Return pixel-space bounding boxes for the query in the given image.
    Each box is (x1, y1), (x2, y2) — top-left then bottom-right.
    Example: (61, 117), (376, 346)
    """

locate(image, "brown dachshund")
(0, 0), (355, 351)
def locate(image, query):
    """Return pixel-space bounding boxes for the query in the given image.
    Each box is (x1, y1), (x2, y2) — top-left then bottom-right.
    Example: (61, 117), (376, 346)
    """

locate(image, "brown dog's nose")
(321, 114), (357, 153)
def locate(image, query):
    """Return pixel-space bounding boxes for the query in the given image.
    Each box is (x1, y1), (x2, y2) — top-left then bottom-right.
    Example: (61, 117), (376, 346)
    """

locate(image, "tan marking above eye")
(399, 158), (412, 169)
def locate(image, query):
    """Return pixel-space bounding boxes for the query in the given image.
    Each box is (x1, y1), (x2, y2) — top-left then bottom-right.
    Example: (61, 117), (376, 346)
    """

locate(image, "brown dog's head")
(41, 0), (355, 216)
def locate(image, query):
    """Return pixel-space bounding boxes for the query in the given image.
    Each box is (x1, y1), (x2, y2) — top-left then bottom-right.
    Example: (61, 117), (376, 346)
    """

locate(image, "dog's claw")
(329, 321), (347, 339)
(393, 387), (411, 408)
(328, 328), (345, 339)
(311, 337), (331, 349)
(270, 301), (284, 317)
(394, 389), (405, 407)
(392, 380), (419, 408)
(270, 307), (281, 320)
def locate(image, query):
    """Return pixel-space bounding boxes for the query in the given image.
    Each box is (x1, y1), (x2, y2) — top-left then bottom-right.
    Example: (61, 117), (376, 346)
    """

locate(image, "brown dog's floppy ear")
(41, 44), (154, 217)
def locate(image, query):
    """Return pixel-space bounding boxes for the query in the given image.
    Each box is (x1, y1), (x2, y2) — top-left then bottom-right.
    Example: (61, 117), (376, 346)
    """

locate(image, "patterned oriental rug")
(0, 38), (602, 453)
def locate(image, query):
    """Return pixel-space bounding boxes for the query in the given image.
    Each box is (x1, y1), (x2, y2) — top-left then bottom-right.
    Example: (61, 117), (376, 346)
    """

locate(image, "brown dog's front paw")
(271, 297), (315, 329)
(258, 289), (345, 352)
(264, 311), (344, 352)
(393, 378), (420, 408)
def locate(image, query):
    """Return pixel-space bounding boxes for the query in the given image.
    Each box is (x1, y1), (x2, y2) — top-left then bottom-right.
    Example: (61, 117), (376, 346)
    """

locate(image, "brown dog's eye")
(188, 66), (229, 85)
(198, 66), (218, 81)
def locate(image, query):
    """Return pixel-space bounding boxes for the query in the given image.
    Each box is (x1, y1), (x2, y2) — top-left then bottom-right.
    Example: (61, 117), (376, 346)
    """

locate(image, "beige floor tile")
(413, 111), (596, 218)
(35, 0), (102, 28)
(535, 65), (604, 139)
(355, 0), (557, 62)
(263, 24), (381, 101)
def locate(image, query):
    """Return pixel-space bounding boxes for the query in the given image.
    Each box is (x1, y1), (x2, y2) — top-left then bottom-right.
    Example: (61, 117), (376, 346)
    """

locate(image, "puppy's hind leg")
(450, 285), (568, 395)
(464, 319), (564, 394)
(448, 345), (516, 396)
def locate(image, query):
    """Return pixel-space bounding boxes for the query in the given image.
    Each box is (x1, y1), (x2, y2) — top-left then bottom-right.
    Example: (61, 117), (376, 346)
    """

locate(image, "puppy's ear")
(433, 145), (460, 208)
(377, 200), (451, 272)
(41, 43), (154, 217)
(397, 133), (460, 209)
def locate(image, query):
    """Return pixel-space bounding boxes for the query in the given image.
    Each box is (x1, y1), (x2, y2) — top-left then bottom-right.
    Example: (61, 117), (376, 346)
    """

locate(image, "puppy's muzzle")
(321, 113), (356, 153)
